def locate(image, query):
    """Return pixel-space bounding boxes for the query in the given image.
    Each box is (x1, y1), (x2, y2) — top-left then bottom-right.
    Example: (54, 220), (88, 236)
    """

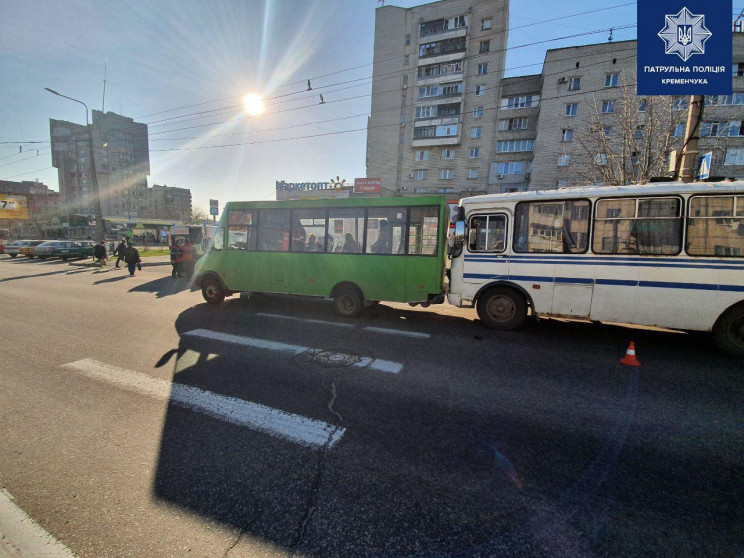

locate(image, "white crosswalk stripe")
(61, 359), (345, 449)
(254, 312), (431, 339)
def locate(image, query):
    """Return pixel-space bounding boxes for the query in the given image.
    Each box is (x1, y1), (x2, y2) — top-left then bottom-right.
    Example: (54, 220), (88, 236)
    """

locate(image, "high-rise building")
(366, 0), (509, 196)
(50, 110), (149, 218)
(147, 184), (192, 222)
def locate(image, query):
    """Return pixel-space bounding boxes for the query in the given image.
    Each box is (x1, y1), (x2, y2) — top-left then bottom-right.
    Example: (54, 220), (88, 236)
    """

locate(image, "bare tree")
(191, 206), (208, 223)
(573, 77), (686, 186)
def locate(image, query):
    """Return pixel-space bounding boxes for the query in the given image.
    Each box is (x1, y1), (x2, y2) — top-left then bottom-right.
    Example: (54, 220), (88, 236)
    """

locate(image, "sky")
(0, 0), (713, 215)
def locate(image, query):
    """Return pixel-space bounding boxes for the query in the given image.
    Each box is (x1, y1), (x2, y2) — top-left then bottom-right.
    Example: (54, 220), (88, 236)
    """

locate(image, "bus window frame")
(513, 198), (592, 255)
(467, 213), (508, 253)
(685, 193), (744, 258)
(592, 195), (684, 256)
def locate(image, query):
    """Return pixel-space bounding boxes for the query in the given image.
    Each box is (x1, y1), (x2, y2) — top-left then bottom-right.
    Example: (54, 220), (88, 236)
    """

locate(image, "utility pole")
(678, 95), (704, 183)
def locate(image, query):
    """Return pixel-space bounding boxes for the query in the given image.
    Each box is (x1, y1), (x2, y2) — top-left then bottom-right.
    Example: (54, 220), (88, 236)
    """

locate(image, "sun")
(243, 93), (265, 116)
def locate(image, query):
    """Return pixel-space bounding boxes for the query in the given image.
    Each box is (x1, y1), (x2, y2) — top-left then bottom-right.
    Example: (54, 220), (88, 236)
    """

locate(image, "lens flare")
(243, 93), (265, 116)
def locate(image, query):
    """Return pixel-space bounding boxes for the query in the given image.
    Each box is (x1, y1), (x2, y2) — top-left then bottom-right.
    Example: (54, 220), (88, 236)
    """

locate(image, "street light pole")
(45, 87), (105, 241)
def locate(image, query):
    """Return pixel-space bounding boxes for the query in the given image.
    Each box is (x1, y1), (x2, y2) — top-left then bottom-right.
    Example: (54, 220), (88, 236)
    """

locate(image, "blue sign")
(697, 152), (712, 179)
(637, 0), (732, 95)
(209, 207), (219, 216)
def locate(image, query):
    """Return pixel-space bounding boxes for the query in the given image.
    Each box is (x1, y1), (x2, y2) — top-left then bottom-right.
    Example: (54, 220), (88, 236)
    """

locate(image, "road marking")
(183, 328), (403, 374)
(255, 312), (354, 328)
(0, 489), (77, 557)
(255, 312), (430, 339)
(361, 326), (430, 339)
(61, 359), (345, 448)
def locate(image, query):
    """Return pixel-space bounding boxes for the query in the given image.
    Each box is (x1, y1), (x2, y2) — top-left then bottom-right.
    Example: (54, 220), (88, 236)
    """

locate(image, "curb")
(67, 260), (171, 268)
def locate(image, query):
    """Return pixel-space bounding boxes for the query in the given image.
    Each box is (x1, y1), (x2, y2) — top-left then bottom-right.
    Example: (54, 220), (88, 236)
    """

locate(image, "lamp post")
(45, 87), (105, 241)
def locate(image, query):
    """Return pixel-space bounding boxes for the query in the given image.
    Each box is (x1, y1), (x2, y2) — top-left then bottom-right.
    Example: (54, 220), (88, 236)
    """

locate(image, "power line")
(2, 166), (54, 180)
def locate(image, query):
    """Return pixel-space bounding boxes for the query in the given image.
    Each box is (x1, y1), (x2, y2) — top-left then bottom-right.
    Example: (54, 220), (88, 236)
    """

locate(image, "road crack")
(290, 375), (344, 552)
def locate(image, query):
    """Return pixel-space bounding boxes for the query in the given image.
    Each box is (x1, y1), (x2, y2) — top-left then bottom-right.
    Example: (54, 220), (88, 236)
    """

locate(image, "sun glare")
(243, 93), (265, 116)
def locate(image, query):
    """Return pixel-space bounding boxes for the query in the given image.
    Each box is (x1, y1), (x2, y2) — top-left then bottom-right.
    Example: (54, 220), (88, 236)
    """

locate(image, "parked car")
(5, 240), (32, 258)
(34, 240), (95, 260)
(19, 240), (49, 258)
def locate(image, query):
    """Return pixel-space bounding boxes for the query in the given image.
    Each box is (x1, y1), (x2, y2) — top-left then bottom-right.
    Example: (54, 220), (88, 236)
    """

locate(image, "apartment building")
(366, 0), (509, 197)
(50, 110), (150, 218)
(147, 184), (192, 222)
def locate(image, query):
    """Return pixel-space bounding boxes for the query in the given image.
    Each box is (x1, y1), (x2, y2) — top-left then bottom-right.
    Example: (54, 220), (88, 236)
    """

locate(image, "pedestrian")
(170, 239), (183, 278)
(93, 240), (107, 267)
(124, 242), (141, 276)
(113, 239), (127, 268)
(179, 238), (196, 279)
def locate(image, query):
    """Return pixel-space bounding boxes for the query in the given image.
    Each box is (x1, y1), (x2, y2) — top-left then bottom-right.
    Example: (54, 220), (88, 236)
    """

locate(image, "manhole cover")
(311, 350), (362, 368)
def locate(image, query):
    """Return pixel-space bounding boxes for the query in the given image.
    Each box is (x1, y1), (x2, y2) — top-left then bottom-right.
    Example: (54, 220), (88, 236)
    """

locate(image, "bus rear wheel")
(333, 285), (363, 318)
(201, 277), (225, 305)
(713, 304), (744, 358)
(477, 287), (527, 330)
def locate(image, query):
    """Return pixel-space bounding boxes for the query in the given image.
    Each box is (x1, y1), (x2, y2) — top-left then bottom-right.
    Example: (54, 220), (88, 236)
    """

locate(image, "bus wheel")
(713, 304), (744, 358)
(333, 286), (363, 318)
(477, 287), (527, 330)
(201, 277), (225, 305)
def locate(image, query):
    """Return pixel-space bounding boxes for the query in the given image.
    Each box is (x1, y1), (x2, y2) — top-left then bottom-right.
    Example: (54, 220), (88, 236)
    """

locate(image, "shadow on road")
(128, 276), (196, 298)
(147, 299), (743, 557)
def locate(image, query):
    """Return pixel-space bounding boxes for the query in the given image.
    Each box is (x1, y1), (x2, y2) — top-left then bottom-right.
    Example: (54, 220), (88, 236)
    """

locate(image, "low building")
(147, 184), (192, 222)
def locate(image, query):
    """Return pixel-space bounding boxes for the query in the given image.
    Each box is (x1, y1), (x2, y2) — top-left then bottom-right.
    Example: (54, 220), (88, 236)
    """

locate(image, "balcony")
(418, 37), (466, 60)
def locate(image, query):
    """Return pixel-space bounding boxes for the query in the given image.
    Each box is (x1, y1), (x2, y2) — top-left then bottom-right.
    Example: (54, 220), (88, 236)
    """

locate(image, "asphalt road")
(0, 255), (742, 558)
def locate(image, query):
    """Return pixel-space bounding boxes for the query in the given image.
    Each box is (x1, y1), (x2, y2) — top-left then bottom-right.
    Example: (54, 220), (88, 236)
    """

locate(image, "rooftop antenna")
(102, 58), (107, 113)
(608, 27), (613, 42)
(378, 0), (385, 6)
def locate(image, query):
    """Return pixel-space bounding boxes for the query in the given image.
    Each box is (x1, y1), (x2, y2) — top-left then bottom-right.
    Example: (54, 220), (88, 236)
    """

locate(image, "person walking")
(93, 240), (107, 267)
(179, 238), (196, 279)
(124, 242), (141, 276)
(113, 239), (127, 268)
(170, 240), (183, 278)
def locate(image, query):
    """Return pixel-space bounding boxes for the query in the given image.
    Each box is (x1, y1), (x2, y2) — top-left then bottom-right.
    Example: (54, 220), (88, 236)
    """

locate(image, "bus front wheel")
(713, 304), (744, 358)
(333, 285), (363, 318)
(477, 287), (527, 330)
(201, 277), (225, 305)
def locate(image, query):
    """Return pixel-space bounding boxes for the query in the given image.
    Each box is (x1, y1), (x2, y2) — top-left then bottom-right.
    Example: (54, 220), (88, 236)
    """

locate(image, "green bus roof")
(224, 196), (447, 211)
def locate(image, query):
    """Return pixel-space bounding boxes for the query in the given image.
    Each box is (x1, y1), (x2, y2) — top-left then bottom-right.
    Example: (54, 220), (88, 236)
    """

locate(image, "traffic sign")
(697, 152), (712, 180)
(209, 199), (219, 216)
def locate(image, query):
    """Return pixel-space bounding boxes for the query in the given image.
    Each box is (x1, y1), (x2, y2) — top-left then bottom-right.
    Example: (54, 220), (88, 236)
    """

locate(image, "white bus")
(447, 182), (744, 356)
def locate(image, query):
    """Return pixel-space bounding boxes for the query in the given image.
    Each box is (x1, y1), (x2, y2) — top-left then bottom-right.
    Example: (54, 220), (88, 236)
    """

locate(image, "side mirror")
(454, 221), (466, 242)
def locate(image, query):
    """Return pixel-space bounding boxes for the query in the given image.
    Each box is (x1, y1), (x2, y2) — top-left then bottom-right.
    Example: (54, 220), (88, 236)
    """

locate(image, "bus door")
(464, 211), (510, 288)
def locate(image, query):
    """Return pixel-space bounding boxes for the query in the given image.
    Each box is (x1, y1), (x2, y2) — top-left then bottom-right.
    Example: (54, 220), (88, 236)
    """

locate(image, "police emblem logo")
(658, 7), (713, 61)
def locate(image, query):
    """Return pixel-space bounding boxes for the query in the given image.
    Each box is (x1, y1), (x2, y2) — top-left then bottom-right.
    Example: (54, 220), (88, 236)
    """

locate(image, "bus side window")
(469, 215), (506, 252)
(257, 209), (290, 252)
(366, 208), (407, 255)
(227, 209), (257, 251)
(329, 208), (364, 253)
(408, 206), (439, 255)
(687, 195), (744, 256)
(514, 200), (590, 253)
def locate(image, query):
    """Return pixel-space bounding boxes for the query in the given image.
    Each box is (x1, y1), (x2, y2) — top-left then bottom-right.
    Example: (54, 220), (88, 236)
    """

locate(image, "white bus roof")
(460, 181), (744, 207)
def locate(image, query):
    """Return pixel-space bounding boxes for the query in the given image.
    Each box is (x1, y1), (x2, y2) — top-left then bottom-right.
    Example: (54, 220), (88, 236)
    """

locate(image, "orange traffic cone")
(619, 341), (641, 366)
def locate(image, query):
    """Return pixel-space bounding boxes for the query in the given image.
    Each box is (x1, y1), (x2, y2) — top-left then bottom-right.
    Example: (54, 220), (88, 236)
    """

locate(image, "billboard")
(353, 178), (381, 194)
(637, 0), (732, 95)
(0, 194), (29, 221)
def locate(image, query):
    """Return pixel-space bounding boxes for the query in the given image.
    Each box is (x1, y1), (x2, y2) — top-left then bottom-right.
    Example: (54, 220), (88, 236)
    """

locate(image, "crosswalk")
(61, 322), (427, 450)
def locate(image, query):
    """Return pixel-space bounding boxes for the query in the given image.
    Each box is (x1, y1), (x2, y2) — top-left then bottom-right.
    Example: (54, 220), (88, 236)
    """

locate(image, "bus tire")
(477, 287), (527, 330)
(713, 303), (744, 358)
(201, 276), (225, 305)
(333, 285), (364, 318)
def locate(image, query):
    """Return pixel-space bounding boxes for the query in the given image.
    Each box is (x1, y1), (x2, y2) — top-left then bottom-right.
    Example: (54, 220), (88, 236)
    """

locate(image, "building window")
(415, 106), (437, 119)
(561, 129), (574, 142)
(498, 117), (529, 131)
(602, 126), (612, 137)
(481, 18), (492, 30)
(415, 150), (429, 161)
(473, 106), (484, 117)
(634, 125), (644, 139)
(733, 63), (744, 77)
(471, 127), (482, 139)
(440, 169), (454, 180)
(404, 55), (409, 66)
(639, 99), (647, 112)
(435, 124), (458, 137)
(673, 123), (685, 137)
(405, 34), (411, 45)
(418, 84), (439, 98)
(497, 162), (524, 175)
(496, 140), (534, 153)
(468, 169), (479, 179)
(479, 40), (490, 53)
(501, 95), (540, 109)
(413, 188), (428, 194)
(475, 85), (486, 96)
(469, 147), (480, 158)
(595, 153), (608, 166)
(477, 63), (488, 75)
(441, 149), (456, 160)
(673, 96), (689, 111)
(557, 154), (571, 166)
(412, 169), (427, 180)
(601, 100), (615, 114)
(724, 147), (744, 165)
(556, 179), (569, 188)
(568, 77), (581, 91)
(565, 103), (578, 116)
(605, 73), (619, 87)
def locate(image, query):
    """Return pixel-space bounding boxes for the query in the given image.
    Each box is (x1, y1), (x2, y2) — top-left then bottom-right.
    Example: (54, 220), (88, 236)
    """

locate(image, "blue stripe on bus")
(462, 274), (744, 292)
(463, 257), (744, 271)
(465, 254), (744, 263)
